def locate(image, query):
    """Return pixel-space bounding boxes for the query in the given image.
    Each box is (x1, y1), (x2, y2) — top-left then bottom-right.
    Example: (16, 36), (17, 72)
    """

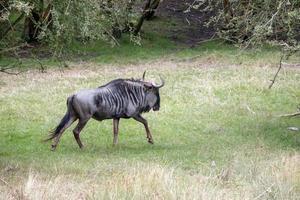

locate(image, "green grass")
(0, 32), (177, 69)
(1, 9), (300, 198)
(77, 33), (176, 64)
(1, 29), (300, 197)
(0, 54), (299, 198)
(3, 30), (298, 72)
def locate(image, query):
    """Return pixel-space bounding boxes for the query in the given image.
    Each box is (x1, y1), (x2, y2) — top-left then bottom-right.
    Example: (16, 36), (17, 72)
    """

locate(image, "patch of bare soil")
(155, 0), (215, 46)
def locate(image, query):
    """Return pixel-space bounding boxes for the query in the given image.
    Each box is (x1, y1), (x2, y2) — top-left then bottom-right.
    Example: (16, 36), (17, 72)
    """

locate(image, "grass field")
(0, 41), (300, 199)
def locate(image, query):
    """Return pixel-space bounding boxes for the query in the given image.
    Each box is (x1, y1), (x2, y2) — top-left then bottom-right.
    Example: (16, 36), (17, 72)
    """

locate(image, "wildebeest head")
(141, 71), (165, 111)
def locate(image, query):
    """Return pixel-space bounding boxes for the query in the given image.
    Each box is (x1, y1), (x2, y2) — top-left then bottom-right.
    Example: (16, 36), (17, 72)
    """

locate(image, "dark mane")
(98, 78), (144, 89)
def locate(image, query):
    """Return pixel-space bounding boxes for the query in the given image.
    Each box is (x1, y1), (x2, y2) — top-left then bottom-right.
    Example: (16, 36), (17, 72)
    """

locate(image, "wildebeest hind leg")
(73, 119), (89, 149)
(51, 116), (77, 151)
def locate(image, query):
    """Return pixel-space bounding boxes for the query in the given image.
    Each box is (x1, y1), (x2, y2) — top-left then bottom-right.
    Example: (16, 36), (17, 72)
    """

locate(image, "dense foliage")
(1, 0), (300, 58)
(0, 0), (140, 57)
(201, 0), (300, 54)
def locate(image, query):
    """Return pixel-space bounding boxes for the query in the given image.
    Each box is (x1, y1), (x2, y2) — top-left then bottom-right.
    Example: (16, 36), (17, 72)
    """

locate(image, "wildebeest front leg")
(133, 114), (154, 144)
(113, 118), (119, 145)
(73, 119), (88, 149)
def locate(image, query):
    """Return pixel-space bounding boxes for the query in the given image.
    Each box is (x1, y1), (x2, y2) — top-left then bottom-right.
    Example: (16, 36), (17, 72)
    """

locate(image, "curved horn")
(152, 75), (165, 88)
(142, 71), (146, 80)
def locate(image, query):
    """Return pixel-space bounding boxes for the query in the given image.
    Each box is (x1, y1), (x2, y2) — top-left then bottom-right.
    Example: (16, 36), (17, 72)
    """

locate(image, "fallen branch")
(196, 33), (217, 44)
(268, 55), (283, 89)
(280, 112), (300, 118)
(37, 59), (46, 73)
(0, 68), (22, 75)
(30, 51), (47, 73)
(282, 62), (300, 67)
(0, 177), (9, 186)
(254, 183), (276, 200)
(0, 62), (23, 75)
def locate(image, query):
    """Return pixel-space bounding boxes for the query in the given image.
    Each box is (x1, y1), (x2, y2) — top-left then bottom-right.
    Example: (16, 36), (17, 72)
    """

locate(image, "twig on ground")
(0, 61), (23, 75)
(280, 112), (300, 118)
(268, 55), (284, 89)
(282, 62), (300, 67)
(37, 60), (46, 73)
(0, 67), (22, 75)
(246, 104), (256, 114)
(0, 177), (9, 186)
(196, 33), (217, 45)
(185, 17), (191, 25)
(254, 183), (276, 200)
(31, 52), (47, 73)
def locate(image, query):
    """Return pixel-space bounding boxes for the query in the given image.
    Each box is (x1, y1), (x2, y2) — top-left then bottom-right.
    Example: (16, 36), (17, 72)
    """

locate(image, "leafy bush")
(0, 0), (140, 57)
(194, 0), (300, 54)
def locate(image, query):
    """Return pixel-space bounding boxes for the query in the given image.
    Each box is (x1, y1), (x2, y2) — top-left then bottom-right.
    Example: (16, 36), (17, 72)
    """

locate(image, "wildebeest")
(46, 72), (164, 151)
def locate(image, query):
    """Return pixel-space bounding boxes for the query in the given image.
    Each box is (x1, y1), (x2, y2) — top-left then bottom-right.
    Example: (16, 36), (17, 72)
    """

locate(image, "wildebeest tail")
(44, 96), (74, 141)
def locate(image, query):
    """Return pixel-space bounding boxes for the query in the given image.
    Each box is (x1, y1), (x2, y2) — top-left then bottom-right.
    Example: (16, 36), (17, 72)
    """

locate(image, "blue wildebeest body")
(46, 73), (164, 151)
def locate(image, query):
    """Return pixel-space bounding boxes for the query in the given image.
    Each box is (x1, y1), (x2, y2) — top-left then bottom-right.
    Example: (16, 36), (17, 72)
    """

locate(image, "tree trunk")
(23, 9), (41, 42)
(23, 1), (53, 43)
(145, 0), (160, 20)
(134, 0), (152, 35)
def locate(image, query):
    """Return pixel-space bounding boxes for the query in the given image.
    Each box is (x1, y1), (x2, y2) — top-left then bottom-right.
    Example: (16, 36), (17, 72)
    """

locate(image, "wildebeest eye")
(144, 85), (153, 90)
(144, 87), (153, 93)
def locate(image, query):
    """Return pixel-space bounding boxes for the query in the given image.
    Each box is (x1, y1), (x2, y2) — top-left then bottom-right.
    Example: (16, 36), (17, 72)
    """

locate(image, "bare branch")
(280, 112), (300, 118)
(37, 59), (46, 73)
(0, 62), (23, 75)
(268, 55), (284, 89)
(0, 68), (22, 75)
(282, 62), (300, 67)
(0, 13), (25, 41)
(0, 177), (9, 186)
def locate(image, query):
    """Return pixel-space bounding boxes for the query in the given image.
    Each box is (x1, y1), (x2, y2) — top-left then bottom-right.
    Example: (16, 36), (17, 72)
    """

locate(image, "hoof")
(148, 139), (154, 144)
(51, 145), (56, 151)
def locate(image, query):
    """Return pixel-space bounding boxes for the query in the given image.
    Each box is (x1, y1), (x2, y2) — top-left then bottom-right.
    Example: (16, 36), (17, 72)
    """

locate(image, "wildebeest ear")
(142, 71), (146, 80)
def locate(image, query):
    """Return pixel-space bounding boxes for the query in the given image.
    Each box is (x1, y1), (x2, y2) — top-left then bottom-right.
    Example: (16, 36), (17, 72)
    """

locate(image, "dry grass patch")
(1, 153), (299, 200)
